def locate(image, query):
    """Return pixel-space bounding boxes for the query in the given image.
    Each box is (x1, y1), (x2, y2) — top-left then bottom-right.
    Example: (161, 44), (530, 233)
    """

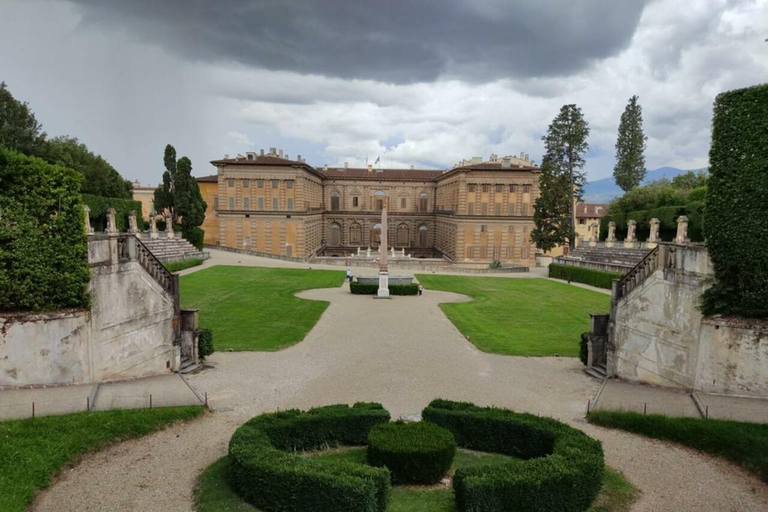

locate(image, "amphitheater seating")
(555, 246), (649, 274)
(139, 234), (210, 263)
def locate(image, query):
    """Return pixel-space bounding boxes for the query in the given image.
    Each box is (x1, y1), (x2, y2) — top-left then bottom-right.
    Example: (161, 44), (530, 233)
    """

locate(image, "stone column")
(624, 220), (636, 248)
(606, 221), (616, 247)
(83, 205), (94, 235)
(675, 215), (689, 244)
(589, 222), (598, 247)
(127, 210), (139, 234)
(377, 206), (390, 298)
(149, 215), (159, 239)
(106, 207), (117, 234)
(165, 213), (175, 239)
(647, 218), (660, 248)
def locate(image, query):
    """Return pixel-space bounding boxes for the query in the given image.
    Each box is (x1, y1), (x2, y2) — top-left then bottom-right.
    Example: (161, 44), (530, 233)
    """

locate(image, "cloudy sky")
(1, 0), (766, 185)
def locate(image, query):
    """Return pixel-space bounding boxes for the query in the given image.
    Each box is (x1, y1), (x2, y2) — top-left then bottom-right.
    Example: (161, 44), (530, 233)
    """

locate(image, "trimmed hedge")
(367, 421), (456, 484)
(702, 83), (768, 318)
(579, 332), (590, 366)
(548, 263), (622, 290)
(423, 399), (604, 512)
(228, 403), (391, 512)
(165, 258), (204, 273)
(198, 328), (214, 360)
(82, 193), (144, 232)
(350, 282), (419, 295)
(0, 148), (91, 311)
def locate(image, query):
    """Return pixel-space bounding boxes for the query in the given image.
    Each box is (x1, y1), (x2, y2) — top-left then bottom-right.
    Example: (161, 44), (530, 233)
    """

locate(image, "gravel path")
(31, 274), (768, 512)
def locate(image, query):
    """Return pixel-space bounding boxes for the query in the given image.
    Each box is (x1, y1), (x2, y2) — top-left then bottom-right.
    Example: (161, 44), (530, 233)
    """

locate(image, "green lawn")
(195, 452), (637, 512)
(589, 410), (768, 483)
(180, 266), (345, 351)
(0, 406), (204, 512)
(415, 275), (610, 357)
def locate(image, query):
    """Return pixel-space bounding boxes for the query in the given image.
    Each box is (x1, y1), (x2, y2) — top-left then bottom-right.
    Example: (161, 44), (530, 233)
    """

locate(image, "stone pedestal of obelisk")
(377, 205), (390, 298)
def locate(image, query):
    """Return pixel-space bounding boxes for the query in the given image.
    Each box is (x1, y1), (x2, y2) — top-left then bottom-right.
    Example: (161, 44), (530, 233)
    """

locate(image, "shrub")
(367, 421), (456, 484)
(702, 83), (768, 318)
(548, 263), (622, 289)
(489, 260), (502, 269)
(579, 332), (590, 366)
(82, 194), (144, 232)
(165, 258), (204, 273)
(185, 225), (205, 250)
(350, 282), (419, 295)
(423, 399), (604, 512)
(0, 148), (91, 311)
(198, 328), (214, 360)
(228, 403), (391, 512)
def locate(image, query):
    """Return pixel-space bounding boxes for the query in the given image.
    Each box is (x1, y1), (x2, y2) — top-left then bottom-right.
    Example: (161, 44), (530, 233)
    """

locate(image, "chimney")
(502, 158), (511, 168)
(278, 149), (283, 158)
(344, 161), (349, 169)
(410, 164), (414, 169)
(224, 154), (229, 159)
(323, 164), (329, 171)
(368, 164), (373, 172)
(260, 149), (265, 156)
(297, 154), (301, 162)
(269, 147), (276, 155)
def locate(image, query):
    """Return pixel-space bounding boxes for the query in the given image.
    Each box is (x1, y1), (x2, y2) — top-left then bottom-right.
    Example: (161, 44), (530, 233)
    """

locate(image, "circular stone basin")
(367, 421), (456, 484)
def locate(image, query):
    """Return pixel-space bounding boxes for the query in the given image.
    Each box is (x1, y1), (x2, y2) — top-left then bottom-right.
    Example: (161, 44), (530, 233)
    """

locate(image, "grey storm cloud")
(68, 0), (648, 84)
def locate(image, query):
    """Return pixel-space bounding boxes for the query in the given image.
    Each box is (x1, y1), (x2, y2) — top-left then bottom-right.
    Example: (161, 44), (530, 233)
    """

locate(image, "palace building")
(196, 148), (541, 265)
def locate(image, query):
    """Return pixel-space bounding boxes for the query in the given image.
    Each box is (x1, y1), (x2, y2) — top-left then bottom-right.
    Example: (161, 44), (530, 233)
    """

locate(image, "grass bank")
(588, 410), (768, 483)
(180, 266), (345, 351)
(0, 406), (204, 512)
(415, 275), (610, 356)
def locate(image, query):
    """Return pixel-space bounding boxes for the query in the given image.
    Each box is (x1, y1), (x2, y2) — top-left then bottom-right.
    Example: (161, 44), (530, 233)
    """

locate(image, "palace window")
(481, 225), (487, 233)
(419, 192), (428, 212)
(522, 184), (532, 193)
(579, 218), (586, 225)
(286, 180), (294, 189)
(330, 223), (341, 246)
(258, 197), (264, 209)
(522, 204), (530, 216)
(468, 203), (474, 215)
(330, 192), (341, 211)
(510, 184), (519, 193)
(481, 203), (488, 215)
(227, 178), (234, 187)
(482, 184), (490, 193)
(495, 184), (503, 193)
(272, 180), (279, 189)
(286, 198), (293, 211)
(352, 196), (359, 207)
(495, 204), (501, 215)
(401, 197), (407, 209)
(213, 196), (219, 209)
(350, 224), (362, 244)
(243, 197), (250, 209)
(228, 196), (235, 209)
(273, 197), (279, 210)
(257, 180), (264, 188)
(242, 179), (250, 187)
(468, 183), (477, 192)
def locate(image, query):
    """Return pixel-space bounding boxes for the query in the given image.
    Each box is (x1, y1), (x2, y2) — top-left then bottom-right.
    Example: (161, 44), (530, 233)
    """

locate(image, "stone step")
(179, 359), (203, 375)
(584, 365), (607, 380)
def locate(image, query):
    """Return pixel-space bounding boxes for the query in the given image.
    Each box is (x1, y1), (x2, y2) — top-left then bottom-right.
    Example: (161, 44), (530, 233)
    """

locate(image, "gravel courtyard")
(31, 254), (768, 512)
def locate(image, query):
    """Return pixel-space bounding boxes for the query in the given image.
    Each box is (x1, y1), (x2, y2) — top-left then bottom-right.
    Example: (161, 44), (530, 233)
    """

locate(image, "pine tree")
(531, 104), (590, 252)
(613, 95), (647, 192)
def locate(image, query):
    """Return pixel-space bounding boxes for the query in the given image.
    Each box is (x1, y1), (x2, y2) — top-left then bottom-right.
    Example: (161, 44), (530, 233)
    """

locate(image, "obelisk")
(377, 205), (390, 298)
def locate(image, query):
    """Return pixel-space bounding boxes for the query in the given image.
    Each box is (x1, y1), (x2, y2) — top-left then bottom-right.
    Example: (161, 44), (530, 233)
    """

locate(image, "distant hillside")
(583, 167), (695, 203)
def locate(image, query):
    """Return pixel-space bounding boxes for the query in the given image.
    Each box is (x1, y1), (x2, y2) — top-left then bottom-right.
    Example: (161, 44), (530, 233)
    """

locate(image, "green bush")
(184, 225), (205, 250)
(367, 421), (456, 484)
(0, 148), (91, 311)
(350, 282), (419, 295)
(423, 399), (604, 512)
(228, 403), (391, 512)
(702, 83), (768, 318)
(548, 263), (622, 289)
(82, 194), (144, 232)
(579, 332), (590, 366)
(165, 258), (204, 273)
(198, 328), (214, 360)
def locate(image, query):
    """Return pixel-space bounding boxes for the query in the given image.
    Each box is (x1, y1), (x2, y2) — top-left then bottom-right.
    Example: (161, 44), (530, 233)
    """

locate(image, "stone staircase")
(585, 362), (607, 380)
(179, 355), (203, 375)
(555, 247), (650, 274)
(139, 235), (210, 264)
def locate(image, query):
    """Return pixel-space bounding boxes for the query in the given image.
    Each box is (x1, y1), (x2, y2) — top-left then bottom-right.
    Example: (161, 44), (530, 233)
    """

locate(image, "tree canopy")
(613, 95), (647, 192)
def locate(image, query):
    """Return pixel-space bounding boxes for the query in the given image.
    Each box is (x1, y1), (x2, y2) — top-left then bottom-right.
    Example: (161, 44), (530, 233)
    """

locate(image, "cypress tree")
(153, 144), (176, 217)
(613, 95), (648, 192)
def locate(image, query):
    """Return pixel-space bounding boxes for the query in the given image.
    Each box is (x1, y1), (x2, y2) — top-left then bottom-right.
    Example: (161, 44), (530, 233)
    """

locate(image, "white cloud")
(226, 131), (254, 147)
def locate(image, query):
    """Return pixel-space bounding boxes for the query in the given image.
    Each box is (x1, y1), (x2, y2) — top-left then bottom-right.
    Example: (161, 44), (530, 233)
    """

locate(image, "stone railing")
(134, 237), (179, 305)
(614, 245), (660, 300)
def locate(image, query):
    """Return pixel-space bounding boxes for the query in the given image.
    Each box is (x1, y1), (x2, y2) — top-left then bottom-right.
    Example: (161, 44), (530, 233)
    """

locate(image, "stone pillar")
(675, 215), (689, 244)
(377, 206), (390, 298)
(647, 218), (660, 248)
(83, 205), (94, 235)
(606, 221), (616, 247)
(127, 210), (139, 234)
(106, 207), (117, 234)
(149, 215), (159, 239)
(589, 222), (598, 247)
(624, 220), (636, 248)
(165, 213), (175, 239)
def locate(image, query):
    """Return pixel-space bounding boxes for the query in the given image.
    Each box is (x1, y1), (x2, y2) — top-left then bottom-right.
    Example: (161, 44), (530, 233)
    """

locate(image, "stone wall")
(610, 244), (768, 397)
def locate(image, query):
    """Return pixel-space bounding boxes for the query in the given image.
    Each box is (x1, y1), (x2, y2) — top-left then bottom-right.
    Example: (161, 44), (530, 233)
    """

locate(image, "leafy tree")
(613, 95), (647, 192)
(531, 104), (590, 251)
(0, 82), (46, 155)
(154, 144), (176, 217)
(671, 170), (708, 190)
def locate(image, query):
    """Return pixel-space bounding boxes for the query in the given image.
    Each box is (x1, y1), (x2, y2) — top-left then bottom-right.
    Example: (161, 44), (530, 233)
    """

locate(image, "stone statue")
(128, 210), (139, 234)
(106, 207), (117, 234)
(675, 216), (689, 244)
(165, 212), (175, 239)
(648, 218), (660, 243)
(83, 205), (94, 235)
(624, 220), (636, 248)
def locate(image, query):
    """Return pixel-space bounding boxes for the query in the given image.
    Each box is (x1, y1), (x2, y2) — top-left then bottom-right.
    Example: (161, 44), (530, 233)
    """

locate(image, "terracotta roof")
(451, 162), (539, 172)
(210, 155), (306, 166)
(196, 174), (218, 183)
(320, 167), (445, 181)
(576, 203), (609, 218)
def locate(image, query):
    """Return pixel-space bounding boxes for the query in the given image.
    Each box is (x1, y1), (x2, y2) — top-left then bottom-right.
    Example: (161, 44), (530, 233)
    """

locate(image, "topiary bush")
(228, 403), (391, 512)
(548, 263), (622, 289)
(422, 399), (604, 512)
(367, 421), (456, 484)
(702, 83), (768, 318)
(0, 148), (91, 311)
(198, 328), (214, 360)
(350, 282), (419, 295)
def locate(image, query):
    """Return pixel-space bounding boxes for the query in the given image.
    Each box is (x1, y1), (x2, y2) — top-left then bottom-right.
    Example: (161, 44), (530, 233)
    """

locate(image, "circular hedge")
(367, 421), (456, 484)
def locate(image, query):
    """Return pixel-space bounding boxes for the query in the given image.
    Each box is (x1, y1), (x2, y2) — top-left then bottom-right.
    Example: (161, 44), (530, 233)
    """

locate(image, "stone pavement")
(0, 374), (204, 420)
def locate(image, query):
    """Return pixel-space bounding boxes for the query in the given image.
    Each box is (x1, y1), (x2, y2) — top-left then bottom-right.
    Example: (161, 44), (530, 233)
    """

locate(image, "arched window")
(397, 224), (410, 247)
(373, 190), (386, 211)
(419, 192), (428, 212)
(371, 222), (382, 246)
(350, 223), (362, 245)
(418, 224), (428, 247)
(330, 222), (341, 246)
(330, 191), (340, 211)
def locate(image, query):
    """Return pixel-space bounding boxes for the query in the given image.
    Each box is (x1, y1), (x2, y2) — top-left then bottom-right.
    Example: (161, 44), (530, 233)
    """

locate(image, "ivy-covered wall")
(702, 83), (768, 318)
(82, 194), (145, 232)
(0, 148), (91, 311)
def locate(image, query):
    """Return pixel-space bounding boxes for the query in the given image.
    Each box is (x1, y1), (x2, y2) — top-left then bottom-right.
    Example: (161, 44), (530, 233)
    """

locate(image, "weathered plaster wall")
(0, 258), (176, 387)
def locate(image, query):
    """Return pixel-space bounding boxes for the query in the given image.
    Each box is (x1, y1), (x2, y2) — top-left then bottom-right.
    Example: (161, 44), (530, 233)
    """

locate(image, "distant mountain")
(583, 167), (692, 203)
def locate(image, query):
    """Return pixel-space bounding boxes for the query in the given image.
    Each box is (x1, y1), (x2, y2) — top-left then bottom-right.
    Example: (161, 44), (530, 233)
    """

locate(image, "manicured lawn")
(415, 275), (610, 357)
(589, 410), (768, 483)
(180, 266), (345, 351)
(0, 406), (204, 512)
(195, 453), (636, 512)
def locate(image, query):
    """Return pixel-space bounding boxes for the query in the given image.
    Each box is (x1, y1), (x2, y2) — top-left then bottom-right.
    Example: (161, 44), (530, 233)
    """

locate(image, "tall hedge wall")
(702, 83), (768, 318)
(82, 193), (144, 232)
(599, 202), (704, 242)
(0, 148), (91, 311)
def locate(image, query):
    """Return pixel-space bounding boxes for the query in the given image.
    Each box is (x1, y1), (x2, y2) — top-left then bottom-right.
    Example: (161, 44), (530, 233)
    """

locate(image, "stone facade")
(200, 150), (540, 265)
